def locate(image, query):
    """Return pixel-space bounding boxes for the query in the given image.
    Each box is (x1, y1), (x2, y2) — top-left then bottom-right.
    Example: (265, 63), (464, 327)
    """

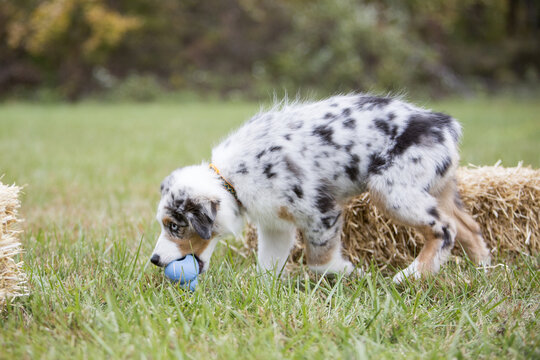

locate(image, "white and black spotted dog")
(150, 94), (491, 283)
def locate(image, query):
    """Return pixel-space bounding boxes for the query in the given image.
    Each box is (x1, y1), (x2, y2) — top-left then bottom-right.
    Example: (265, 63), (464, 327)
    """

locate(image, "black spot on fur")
(313, 125), (335, 147)
(256, 150), (266, 159)
(368, 153), (387, 174)
(292, 185), (303, 199)
(342, 108), (351, 116)
(236, 162), (248, 174)
(321, 212), (341, 229)
(344, 166), (359, 181)
(344, 154), (360, 181)
(375, 118), (399, 139)
(428, 207), (440, 220)
(411, 157), (421, 164)
(387, 112), (396, 121)
(165, 202), (187, 224)
(432, 112), (459, 141)
(436, 157), (452, 177)
(366, 143), (372, 148)
(263, 163), (276, 179)
(183, 199), (219, 240)
(390, 125), (398, 139)
(284, 134), (291, 141)
(315, 184), (334, 213)
(161, 176), (173, 194)
(343, 118), (356, 129)
(390, 113), (451, 157)
(166, 191), (187, 211)
(331, 103), (338, 107)
(386, 179), (394, 186)
(324, 113), (335, 119)
(344, 143), (354, 152)
(441, 226), (452, 249)
(284, 156), (302, 178)
(356, 95), (392, 110)
(269, 145), (282, 152)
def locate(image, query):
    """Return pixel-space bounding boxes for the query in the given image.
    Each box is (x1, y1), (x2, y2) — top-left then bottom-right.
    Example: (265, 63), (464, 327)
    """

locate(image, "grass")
(0, 97), (539, 359)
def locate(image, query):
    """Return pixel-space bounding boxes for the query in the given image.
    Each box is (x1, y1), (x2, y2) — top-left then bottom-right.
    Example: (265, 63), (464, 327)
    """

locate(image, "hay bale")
(0, 182), (27, 307)
(244, 165), (540, 270)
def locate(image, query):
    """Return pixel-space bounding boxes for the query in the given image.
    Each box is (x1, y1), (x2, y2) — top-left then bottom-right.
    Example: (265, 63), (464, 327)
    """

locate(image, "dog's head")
(150, 166), (223, 273)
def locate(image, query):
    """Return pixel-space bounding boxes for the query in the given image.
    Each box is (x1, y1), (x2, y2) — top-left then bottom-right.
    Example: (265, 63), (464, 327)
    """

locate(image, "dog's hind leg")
(368, 181), (457, 283)
(436, 181), (491, 266)
(300, 208), (356, 275)
(256, 222), (296, 276)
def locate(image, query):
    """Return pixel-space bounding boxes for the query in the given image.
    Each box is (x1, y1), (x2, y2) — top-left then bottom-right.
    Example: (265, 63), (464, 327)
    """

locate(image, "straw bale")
(244, 165), (540, 270)
(0, 182), (27, 307)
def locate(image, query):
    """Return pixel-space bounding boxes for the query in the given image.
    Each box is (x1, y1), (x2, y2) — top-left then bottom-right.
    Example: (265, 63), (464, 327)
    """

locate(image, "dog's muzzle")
(150, 253), (204, 273)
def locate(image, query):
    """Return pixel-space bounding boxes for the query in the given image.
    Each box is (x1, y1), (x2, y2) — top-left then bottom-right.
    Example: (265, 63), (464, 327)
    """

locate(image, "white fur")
(153, 93), (463, 280)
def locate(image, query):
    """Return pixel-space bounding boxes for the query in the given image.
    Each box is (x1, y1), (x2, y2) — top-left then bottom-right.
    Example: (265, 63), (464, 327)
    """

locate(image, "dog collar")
(209, 163), (243, 207)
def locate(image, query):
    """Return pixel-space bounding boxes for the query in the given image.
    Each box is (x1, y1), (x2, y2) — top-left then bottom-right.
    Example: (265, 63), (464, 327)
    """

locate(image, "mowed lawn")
(0, 97), (539, 359)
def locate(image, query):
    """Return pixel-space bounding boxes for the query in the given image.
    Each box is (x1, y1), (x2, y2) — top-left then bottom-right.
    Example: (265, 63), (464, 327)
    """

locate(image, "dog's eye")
(168, 220), (187, 233)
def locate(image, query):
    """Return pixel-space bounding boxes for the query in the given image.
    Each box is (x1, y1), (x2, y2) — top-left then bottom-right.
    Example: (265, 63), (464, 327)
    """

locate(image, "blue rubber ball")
(164, 255), (199, 291)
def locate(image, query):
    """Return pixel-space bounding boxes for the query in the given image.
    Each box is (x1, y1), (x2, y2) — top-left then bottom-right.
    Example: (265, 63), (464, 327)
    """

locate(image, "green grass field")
(1, 97), (539, 359)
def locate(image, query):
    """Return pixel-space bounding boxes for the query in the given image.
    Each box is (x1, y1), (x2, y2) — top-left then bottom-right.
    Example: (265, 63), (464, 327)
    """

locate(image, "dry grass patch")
(0, 182), (27, 307)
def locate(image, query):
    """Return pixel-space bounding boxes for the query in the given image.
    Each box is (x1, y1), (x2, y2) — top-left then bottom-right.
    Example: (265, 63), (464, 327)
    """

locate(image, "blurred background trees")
(0, 0), (538, 100)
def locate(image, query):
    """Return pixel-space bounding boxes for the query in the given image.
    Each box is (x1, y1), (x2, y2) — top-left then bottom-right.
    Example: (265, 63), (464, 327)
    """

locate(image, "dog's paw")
(308, 259), (356, 276)
(476, 255), (492, 273)
(393, 260), (421, 284)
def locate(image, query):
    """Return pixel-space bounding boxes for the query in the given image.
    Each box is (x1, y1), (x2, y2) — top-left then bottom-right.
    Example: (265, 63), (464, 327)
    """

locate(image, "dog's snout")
(150, 254), (161, 266)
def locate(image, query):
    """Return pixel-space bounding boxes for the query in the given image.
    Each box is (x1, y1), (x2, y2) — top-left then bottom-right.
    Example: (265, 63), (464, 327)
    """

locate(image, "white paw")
(393, 260), (421, 284)
(478, 255), (492, 267)
(309, 259), (355, 276)
(476, 255), (492, 272)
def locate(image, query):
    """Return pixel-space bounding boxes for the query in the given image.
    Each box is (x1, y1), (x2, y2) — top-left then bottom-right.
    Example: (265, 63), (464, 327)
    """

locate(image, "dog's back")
(213, 94), (461, 205)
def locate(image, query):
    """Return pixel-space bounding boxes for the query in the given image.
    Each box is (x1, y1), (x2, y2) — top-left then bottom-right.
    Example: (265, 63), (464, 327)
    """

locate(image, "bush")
(106, 74), (163, 102)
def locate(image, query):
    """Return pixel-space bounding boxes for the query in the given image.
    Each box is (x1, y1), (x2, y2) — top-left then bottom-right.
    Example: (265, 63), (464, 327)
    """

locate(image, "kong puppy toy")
(164, 254), (199, 291)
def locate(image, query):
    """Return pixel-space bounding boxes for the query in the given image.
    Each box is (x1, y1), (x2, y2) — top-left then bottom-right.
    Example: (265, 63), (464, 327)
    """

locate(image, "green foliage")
(7, 0), (140, 61)
(0, 0), (538, 99)
(105, 74), (164, 102)
(265, 0), (440, 94)
(2, 0), (141, 99)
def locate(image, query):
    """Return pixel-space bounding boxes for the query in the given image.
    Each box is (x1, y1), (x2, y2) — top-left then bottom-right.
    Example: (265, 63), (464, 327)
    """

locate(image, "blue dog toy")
(164, 255), (199, 291)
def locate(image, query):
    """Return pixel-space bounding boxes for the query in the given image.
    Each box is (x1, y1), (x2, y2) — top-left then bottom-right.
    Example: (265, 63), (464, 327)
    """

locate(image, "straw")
(0, 182), (27, 307)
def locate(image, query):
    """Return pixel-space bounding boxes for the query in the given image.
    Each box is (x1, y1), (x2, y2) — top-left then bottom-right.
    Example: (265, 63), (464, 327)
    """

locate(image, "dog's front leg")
(256, 223), (296, 277)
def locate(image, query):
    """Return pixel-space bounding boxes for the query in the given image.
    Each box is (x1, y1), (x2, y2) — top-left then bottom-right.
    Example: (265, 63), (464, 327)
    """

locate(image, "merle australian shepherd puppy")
(150, 94), (491, 283)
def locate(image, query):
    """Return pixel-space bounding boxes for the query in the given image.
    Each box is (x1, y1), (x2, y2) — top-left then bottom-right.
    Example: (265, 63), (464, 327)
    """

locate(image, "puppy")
(150, 94), (491, 283)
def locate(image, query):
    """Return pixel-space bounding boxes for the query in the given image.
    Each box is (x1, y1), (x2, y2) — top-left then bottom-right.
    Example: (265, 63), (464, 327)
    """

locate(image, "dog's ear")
(160, 175), (172, 196)
(185, 199), (220, 240)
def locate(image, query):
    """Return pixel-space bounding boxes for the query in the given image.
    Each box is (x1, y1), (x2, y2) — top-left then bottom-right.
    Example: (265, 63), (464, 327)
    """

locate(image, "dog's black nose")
(150, 254), (161, 266)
